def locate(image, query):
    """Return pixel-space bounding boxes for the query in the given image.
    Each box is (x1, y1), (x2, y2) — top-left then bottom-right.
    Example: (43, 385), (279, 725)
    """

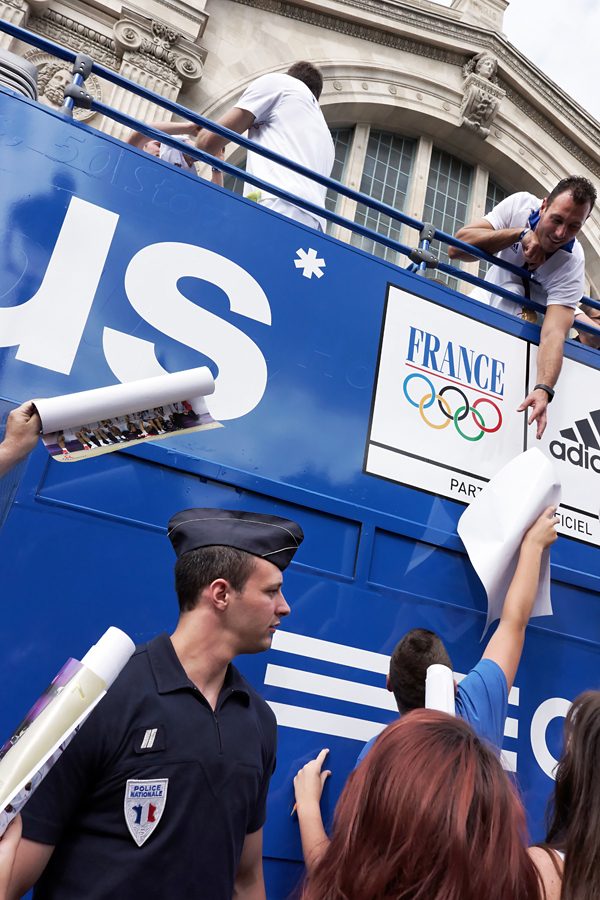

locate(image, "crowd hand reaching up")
(0, 402), (41, 479)
(523, 506), (560, 552)
(0, 816), (21, 900)
(294, 749), (331, 809)
(294, 750), (331, 876)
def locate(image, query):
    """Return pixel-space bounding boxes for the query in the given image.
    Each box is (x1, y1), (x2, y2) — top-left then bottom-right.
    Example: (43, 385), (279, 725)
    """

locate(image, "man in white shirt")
(450, 176), (597, 439)
(195, 61), (335, 231)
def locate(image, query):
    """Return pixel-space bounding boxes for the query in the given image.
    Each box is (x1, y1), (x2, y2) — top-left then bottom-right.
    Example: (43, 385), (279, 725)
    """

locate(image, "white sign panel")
(528, 347), (600, 547)
(364, 285), (528, 504)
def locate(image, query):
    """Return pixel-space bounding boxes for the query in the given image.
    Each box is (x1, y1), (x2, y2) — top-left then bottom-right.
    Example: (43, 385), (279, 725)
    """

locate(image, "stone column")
(333, 123), (370, 242)
(462, 163), (489, 278)
(0, 0), (49, 51)
(401, 135), (433, 247)
(101, 11), (205, 141)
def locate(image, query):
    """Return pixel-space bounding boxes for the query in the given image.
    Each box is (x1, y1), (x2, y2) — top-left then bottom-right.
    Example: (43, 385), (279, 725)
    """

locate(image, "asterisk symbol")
(294, 248), (325, 279)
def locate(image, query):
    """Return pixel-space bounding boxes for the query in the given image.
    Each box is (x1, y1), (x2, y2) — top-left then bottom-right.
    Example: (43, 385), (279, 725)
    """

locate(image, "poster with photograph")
(42, 400), (221, 462)
(34, 366), (222, 462)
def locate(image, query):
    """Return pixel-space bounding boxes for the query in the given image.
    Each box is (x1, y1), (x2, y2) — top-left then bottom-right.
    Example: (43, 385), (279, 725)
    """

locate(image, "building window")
(478, 179), (509, 278)
(325, 128), (353, 235)
(351, 130), (416, 264)
(424, 148), (473, 291)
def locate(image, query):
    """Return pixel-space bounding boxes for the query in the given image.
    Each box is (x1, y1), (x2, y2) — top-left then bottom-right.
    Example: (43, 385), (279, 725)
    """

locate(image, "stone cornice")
(230, 0), (467, 66)
(228, 0), (600, 173)
(28, 8), (120, 69)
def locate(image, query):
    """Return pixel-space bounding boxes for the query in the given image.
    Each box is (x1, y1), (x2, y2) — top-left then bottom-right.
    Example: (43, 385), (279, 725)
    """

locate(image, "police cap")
(168, 508), (304, 571)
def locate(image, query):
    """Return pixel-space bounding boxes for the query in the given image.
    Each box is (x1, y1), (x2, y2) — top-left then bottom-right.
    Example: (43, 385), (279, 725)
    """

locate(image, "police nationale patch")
(124, 778), (168, 847)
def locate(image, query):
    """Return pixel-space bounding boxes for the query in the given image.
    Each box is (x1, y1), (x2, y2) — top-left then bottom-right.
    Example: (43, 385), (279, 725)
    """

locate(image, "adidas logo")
(550, 408), (600, 473)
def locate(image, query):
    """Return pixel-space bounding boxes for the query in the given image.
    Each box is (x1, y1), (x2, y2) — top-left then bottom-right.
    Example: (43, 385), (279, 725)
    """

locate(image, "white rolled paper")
(34, 367), (215, 434)
(457, 448), (561, 636)
(81, 626), (136, 689)
(425, 664), (455, 716)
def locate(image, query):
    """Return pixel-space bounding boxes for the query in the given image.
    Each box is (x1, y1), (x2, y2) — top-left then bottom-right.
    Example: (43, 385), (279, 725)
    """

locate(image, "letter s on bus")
(124, 242), (271, 421)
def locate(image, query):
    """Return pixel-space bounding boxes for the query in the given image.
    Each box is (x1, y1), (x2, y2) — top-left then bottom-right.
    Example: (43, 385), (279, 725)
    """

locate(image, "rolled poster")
(0, 627), (135, 835)
(33, 368), (222, 462)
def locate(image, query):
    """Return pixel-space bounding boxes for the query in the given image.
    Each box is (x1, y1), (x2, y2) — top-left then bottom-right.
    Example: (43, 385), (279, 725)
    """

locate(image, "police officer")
(9, 508), (304, 900)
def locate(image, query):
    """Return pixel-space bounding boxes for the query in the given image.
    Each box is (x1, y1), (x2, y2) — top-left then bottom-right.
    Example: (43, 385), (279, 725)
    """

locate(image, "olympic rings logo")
(403, 374), (502, 442)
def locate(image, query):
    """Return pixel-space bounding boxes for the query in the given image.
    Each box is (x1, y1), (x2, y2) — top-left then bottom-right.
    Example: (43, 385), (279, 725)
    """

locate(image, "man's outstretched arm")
(294, 749), (331, 877)
(126, 120), (200, 149)
(517, 304), (574, 440)
(195, 108), (256, 157)
(450, 218), (547, 268)
(482, 507), (559, 693)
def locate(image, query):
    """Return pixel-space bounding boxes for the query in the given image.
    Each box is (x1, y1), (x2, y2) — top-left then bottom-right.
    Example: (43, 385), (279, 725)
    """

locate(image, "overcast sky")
(434, 0), (600, 122)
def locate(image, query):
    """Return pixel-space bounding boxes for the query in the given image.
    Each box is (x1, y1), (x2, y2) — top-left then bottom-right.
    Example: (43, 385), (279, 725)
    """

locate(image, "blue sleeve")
(354, 735), (377, 769)
(455, 659), (508, 752)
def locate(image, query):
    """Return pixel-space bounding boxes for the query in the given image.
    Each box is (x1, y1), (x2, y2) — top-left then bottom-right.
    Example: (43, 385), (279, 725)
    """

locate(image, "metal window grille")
(351, 130), (416, 263)
(324, 128), (353, 235)
(478, 179), (509, 278)
(424, 148), (473, 291)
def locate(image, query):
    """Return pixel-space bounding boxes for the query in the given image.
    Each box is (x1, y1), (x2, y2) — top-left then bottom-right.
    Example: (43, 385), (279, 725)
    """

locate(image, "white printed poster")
(527, 347), (600, 547)
(364, 285), (529, 504)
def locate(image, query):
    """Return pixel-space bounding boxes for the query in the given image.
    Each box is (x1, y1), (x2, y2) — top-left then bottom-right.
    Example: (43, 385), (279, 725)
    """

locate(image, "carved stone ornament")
(459, 53), (505, 139)
(113, 12), (205, 84)
(22, 49), (102, 121)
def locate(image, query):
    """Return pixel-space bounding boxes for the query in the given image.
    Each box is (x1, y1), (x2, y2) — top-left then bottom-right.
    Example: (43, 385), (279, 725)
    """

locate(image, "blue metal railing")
(1, 16), (600, 338)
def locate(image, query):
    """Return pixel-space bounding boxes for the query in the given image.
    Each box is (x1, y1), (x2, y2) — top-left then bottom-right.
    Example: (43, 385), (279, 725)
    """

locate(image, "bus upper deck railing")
(1, 17), (600, 340)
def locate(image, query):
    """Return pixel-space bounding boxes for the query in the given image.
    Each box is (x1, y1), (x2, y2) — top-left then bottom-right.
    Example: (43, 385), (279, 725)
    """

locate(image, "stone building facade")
(3, 0), (600, 296)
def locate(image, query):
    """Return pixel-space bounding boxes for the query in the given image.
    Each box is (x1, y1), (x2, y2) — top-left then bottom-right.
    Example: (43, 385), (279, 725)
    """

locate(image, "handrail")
(1, 16), (600, 339)
(0, 18), (535, 282)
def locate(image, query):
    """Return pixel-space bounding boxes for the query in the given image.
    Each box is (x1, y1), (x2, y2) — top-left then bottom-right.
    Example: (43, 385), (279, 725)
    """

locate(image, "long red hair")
(301, 710), (542, 900)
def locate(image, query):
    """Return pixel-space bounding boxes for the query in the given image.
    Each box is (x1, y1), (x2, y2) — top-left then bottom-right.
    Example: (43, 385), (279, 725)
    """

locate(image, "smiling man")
(10, 508), (303, 900)
(449, 176), (597, 438)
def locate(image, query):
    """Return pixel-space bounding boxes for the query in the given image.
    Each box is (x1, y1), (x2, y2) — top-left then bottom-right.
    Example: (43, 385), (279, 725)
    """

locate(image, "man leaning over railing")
(195, 62), (335, 232)
(449, 176), (597, 439)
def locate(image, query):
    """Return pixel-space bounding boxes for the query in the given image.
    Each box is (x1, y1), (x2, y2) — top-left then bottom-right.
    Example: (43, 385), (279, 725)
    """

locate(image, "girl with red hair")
(301, 710), (542, 900)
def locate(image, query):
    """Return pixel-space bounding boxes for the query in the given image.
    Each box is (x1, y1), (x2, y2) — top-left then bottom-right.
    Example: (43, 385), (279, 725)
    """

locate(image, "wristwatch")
(533, 384), (555, 402)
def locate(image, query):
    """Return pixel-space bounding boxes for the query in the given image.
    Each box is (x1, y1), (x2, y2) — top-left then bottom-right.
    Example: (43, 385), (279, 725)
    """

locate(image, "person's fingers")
(315, 748), (329, 766)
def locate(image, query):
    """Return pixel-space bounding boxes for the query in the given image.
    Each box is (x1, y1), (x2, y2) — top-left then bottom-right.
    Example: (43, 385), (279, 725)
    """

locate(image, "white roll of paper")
(34, 367), (215, 434)
(425, 664), (455, 716)
(81, 626), (136, 690)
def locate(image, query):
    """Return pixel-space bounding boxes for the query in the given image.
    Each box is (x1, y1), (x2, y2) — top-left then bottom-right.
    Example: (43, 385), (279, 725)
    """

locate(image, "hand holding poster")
(0, 627), (135, 835)
(457, 448), (561, 635)
(34, 368), (221, 462)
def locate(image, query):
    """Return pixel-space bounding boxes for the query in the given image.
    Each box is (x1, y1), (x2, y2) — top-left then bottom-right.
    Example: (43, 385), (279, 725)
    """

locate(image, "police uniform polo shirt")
(21, 632), (277, 900)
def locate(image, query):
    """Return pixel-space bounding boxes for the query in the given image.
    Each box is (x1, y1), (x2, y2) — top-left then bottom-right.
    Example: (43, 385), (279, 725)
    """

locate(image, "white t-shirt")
(469, 192), (586, 318)
(159, 143), (197, 174)
(236, 73), (335, 230)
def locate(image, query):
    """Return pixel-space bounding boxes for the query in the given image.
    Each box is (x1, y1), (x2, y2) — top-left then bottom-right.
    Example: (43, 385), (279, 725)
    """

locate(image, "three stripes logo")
(549, 408), (600, 474)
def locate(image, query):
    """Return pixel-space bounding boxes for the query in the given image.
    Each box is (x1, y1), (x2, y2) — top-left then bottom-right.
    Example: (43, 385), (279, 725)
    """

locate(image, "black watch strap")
(534, 383), (555, 402)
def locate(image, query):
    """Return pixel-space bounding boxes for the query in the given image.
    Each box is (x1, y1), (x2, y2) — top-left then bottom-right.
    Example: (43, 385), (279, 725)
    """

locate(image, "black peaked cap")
(168, 508), (304, 571)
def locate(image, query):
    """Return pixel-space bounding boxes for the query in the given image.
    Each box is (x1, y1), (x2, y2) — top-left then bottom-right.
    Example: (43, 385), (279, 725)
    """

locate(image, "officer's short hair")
(286, 61), (324, 100)
(174, 546), (257, 613)
(547, 176), (597, 213)
(389, 629), (453, 714)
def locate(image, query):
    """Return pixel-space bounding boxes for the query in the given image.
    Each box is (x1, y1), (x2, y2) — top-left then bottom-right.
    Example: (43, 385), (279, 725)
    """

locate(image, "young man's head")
(168, 508), (304, 653)
(388, 629), (453, 714)
(536, 176), (597, 255)
(286, 61), (324, 100)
